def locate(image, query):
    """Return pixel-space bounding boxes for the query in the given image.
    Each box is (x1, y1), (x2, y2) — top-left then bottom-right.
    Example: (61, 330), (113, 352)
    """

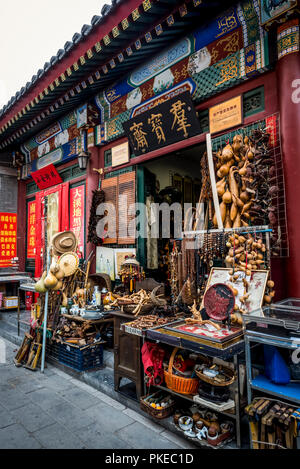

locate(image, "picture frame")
(201, 267), (269, 313)
(96, 247), (115, 281)
(114, 248), (137, 279)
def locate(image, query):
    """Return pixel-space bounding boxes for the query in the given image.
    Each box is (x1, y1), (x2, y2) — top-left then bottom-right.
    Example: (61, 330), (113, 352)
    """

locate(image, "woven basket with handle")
(195, 365), (236, 387)
(164, 348), (199, 395)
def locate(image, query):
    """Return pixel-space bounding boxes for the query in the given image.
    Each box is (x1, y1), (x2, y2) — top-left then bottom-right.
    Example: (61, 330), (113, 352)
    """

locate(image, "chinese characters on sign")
(31, 164), (63, 190)
(123, 91), (201, 157)
(27, 201), (36, 259)
(69, 186), (85, 257)
(209, 95), (242, 134)
(0, 213), (17, 268)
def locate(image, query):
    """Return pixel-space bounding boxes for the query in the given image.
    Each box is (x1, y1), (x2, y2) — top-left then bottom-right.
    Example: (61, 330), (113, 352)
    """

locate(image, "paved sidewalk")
(0, 338), (195, 449)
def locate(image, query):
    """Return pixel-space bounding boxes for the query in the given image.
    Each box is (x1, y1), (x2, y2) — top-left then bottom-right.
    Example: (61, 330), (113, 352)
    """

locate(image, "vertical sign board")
(69, 185), (85, 257)
(27, 201), (36, 259)
(0, 213), (17, 268)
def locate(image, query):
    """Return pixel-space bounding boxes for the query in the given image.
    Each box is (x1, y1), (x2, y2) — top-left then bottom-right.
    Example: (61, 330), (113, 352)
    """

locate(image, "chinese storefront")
(0, 0), (299, 451)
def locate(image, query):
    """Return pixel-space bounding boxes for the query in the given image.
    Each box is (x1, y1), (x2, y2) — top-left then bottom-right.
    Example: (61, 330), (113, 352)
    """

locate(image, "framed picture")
(96, 247), (115, 281)
(114, 248), (137, 279)
(172, 174), (183, 204)
(201, 267), (269, 313)
(260, 0), (298, 27)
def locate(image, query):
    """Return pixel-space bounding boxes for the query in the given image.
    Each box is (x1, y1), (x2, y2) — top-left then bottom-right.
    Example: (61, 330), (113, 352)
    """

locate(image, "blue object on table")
(264, 345), (290, 384)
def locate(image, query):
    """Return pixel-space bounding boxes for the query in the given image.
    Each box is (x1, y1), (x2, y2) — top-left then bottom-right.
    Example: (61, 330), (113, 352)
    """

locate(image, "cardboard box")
(3, 296), (19, 309)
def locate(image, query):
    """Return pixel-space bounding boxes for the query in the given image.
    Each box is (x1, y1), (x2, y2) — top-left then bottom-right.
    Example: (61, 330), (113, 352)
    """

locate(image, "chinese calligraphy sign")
(31, 164), (63, 190)
(0, 213), (17, 268)
(209, 95), (242, 134)
(123, 91), (201, 156)
(27, 201), (36, 259)
(69, 186), (85, 257)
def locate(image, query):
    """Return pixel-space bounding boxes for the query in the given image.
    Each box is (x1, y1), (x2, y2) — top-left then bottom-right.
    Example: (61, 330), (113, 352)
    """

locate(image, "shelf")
(251, 375), (300, 404)
(153, 383), (237, 420)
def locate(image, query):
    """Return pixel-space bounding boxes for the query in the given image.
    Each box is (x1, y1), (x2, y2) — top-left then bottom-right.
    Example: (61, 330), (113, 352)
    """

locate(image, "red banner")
(0, 213), (17, 268)
(31, 164), (62, 190)
(27, 201), (36, 259)
(265, 115), (277, 148)
(69, 185), (85, 257)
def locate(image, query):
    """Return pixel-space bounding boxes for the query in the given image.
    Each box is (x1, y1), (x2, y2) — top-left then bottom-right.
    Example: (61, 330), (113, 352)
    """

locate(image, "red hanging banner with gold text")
(0, 213), (17, 268)
(27, 201), (36, 259)
(69, 185), (85, 258)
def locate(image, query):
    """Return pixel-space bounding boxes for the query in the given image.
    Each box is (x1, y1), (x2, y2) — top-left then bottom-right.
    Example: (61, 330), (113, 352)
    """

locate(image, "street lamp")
(77, 149), (90, 170)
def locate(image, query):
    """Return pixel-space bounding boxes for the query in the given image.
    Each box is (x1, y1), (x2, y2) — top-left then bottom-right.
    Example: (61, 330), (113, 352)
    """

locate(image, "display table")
(110, 310), (144, 401)
(144, 327), (245, 448)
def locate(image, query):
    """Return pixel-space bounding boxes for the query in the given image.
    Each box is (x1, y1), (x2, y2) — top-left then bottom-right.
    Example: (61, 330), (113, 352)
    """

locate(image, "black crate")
(47, 340), (104, 372)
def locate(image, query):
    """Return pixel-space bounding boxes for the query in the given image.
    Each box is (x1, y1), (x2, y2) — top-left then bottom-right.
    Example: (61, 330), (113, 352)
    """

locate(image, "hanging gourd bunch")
(213, 135), (256, 229)
(34, 255), (65, 293)
(225, 233), (267, 275)
(264, 279), (276, 305)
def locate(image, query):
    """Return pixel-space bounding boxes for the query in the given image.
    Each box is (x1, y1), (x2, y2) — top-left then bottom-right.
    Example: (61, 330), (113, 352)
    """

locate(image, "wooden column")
(276, 20), (300, 296)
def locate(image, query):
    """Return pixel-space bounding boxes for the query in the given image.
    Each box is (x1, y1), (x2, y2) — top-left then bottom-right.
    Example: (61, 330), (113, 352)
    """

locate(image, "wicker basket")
(140, 394), (175, 419)
(164, 348), (199, 395)
(195, 365), (236, 387)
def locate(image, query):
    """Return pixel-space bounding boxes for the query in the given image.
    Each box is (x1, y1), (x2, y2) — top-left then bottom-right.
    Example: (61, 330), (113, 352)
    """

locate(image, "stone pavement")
(0, 338), (196, 450)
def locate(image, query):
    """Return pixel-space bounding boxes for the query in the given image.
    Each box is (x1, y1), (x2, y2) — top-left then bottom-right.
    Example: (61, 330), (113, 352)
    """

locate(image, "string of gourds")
(87, 189), (105, 245)
(212, 130), (274, 229)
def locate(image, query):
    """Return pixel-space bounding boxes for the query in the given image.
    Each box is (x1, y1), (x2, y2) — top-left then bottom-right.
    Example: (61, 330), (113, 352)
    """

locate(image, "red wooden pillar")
(85, 145), (100, 273)
(276, 20), (300, 296)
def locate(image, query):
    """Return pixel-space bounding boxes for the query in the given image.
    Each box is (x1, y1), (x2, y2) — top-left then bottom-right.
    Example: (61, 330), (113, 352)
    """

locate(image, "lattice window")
(102, 171), (136, 245)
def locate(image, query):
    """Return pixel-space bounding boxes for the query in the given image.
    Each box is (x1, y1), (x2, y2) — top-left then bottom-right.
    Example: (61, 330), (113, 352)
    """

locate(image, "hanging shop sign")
(123, 91), (202, 157)
(27, 201), (36, 259)
(31, 164), (63, 190)
(111, 142), (130, 167)
(69, 185), (85, 257)
(0, 213), (17, 268)
(209, 95), (242, 134)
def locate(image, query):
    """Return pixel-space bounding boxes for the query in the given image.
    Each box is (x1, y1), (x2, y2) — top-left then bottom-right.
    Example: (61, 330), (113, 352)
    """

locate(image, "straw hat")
(58, 252), (79, 277)
(51, 231), (77, 255)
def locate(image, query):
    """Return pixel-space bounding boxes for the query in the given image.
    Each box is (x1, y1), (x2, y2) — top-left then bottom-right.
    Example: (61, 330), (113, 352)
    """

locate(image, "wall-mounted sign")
(31, 164), (63, 190)
(209, 96), (242, 134)
(260, 0), (298, 27)
(123, 91), (201, 157)
(27, 201), (36, 259)
(0, 213), (17, 268)
(111, 142), (130, 167)
(69, 185), (85, 257)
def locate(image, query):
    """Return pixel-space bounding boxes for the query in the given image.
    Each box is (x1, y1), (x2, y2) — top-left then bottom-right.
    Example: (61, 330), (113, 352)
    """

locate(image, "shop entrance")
(138, 143), (206, 287)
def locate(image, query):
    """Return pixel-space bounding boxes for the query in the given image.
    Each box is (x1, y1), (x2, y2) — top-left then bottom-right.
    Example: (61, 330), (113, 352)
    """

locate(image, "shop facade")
(0, 0), (300, 450)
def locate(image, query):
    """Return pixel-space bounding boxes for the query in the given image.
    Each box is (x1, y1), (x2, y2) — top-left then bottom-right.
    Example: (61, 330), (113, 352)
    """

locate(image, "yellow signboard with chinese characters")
(111, 142), (130, 167)
(209, 96), (242, 134)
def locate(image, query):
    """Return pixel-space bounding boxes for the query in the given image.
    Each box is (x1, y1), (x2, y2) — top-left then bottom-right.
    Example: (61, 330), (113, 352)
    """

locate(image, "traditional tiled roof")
(0, 0), (238, 150)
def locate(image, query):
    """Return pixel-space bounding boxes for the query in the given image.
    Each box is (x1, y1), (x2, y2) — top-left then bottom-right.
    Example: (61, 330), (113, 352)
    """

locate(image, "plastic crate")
(47, 340), (104, 372)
